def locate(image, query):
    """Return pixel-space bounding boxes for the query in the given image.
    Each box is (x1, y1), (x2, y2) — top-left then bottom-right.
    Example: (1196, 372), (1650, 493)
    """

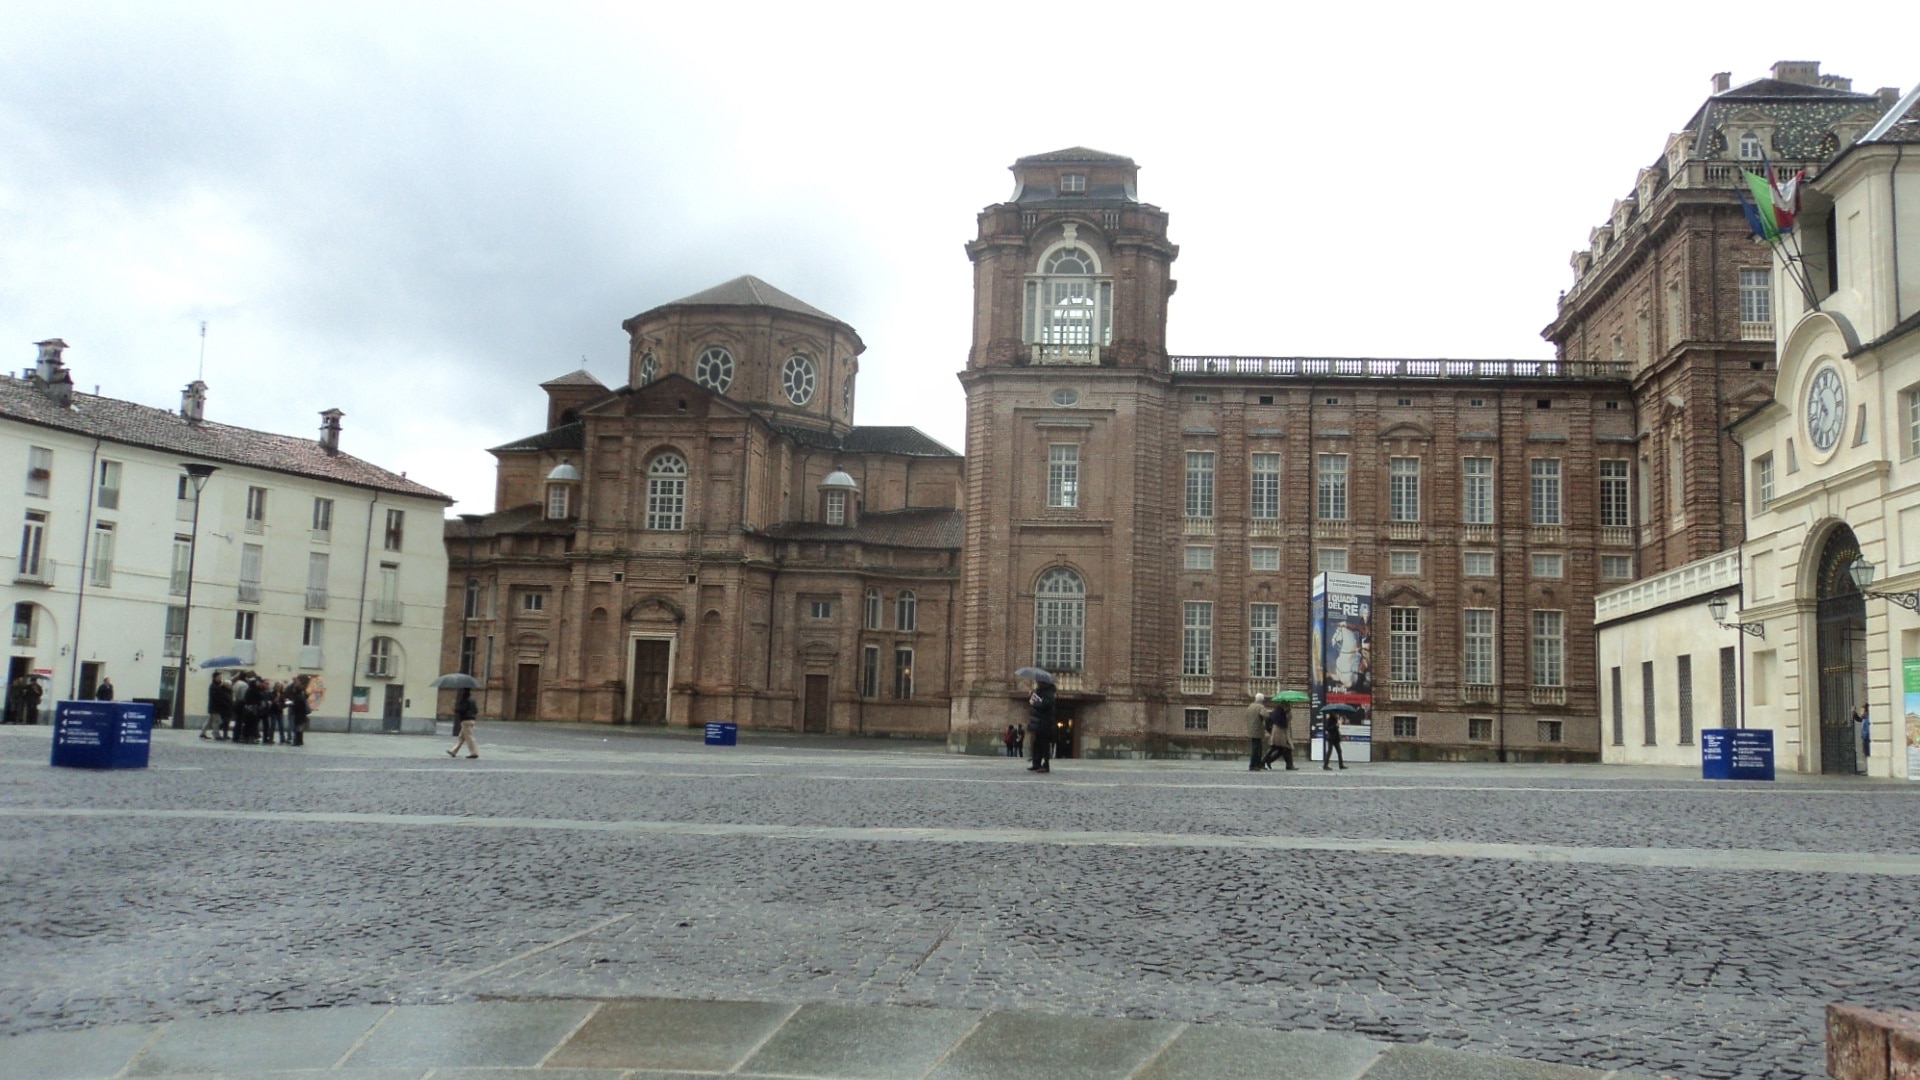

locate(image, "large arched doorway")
(1813, 526), (1866, 774)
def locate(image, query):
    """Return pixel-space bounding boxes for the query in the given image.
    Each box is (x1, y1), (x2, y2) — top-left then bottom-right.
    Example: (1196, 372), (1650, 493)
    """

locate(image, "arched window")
(366, 636), (399, 678)
(1024, 242), (1111, 364)
(646, 453), (688, 530)
(1033, 568), (1086, 672)
(864, 588), (882, 630)
(895, 590), (917, 631)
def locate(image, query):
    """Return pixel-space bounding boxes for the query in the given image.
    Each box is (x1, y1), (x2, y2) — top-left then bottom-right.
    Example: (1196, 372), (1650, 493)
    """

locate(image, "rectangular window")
(1462, 609), (1494, 685)
(1388, 607), (1420, 684)
(239, 543), (263, 603)
(825, 489), (846, 525)
(1183, 707), (1209, 731)
(1532, 610), (1564, 687)
(164, 605), (186, 657)
(1184, 546), (1214, 570)
(1531, 553), (1564, 578)
(1599, 459), (1631, 527)
(96, 460), (121, 510)
(1468, 717), (1492, 741)
(864, 590), (882, 630)
(1181, 601), (1213, 677)
(1048, 444), (1080, 508)
(896, 592), (917, 631)
(384, 509), (405, 552)
(1642, 660), (1657, 745)
(1393, 715), (1418, 738)
(861, 645), (880, 698)
(377, 562), (399, 610)
(522, 591), (547, 612)
(1250, 547), (1279, 571)
(10, 602), (32, 646)
(1316, 454), (1348, 520)
(1530, 459), (1562, 525)
(1317, 548), (1348, 573)
(88, 522), (115, 587)
(1184, 451), (1215, 519)
(1601, 554), (1634, 580)
(1248, 603), (1279, 679)
(1739, 267), (1771, 324)
(246, 486), (268, 532)
(1753, 453), (1775, 512)
(1463, 551), (1494, 576)
(459, 635), (477, 676)
(1677, 654), (1695, 745)
(25, 446), (51, 497)
(170, 535), (192, 595)
(1538, 720), (1564, 743)
(1611, 666), (1625, 745)
(1059, 172), (1087, 193)
(307, 552), (330, 609)
(463, 579), (483, 619)
(810, 600), (832, 619)
(1388, 550), (1420, 575)
(312, 497), (334, 540)
(1249, 453), (1280, 519)
(1907, 392), (1920, 459)
(1388, 457), (1420, 522)
(234, 610), (256, 642)
(893, 647), (914, 699)
(1462, 457), (1493, 525)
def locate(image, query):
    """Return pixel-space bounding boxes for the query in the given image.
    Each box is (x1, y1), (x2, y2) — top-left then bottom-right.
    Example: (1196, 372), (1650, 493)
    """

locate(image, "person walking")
(448, 689), (480, 759)
(1026, 677), (1055, 773)
(1263, 700), (1295, 770)
(287, 676), (310, 746)
(202, 672), (227, 739)
(1321, 709), (1347, 770)
(267, 682), (289, 745)
(1246, 692), (1269, 771)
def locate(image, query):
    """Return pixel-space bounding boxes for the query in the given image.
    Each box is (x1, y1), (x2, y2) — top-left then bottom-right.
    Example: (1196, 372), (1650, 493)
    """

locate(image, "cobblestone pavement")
(2, 723), (1915, 1079)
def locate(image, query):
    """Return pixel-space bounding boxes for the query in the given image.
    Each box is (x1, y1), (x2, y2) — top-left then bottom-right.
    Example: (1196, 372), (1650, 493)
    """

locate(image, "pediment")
(625, 595), (686, 623)
(1378, 422), (1433, 441)
(609, 374), (755, 419)
(1377, 583), (1435, 606)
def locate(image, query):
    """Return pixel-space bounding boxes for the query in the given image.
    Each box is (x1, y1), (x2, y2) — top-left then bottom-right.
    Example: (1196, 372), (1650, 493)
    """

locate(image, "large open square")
(2, 724), (1916, 1079)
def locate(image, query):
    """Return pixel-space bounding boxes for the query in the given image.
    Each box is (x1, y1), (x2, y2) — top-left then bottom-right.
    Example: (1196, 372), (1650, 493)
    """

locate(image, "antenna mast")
(197, 321), (207, 380)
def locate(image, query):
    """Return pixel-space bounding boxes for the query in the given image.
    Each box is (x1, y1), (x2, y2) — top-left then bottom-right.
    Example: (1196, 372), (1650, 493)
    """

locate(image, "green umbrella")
(1271, 690), (1310, 703)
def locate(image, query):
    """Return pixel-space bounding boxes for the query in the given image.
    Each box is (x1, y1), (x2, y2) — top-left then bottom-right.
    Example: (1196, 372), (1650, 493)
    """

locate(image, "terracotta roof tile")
(0, 376), (449, 501)
(628, 275), (850, 330)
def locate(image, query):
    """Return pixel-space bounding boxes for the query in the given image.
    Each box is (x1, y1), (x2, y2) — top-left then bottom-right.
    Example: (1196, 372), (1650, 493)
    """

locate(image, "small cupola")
(181, 380), (208, 424)
(31, 339), (74, 407)
(819, 469), (858, 526)
(319, 408), (344, 455)
(545, 459), (580, 519)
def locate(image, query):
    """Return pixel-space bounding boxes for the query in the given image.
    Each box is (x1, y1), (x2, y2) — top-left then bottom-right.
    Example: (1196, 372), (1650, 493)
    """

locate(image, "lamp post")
(1848, 558), (1920, 611)
(171, 463), (218, 728)
(1706, 595), (1765, 638)
(458, 513), (485, 712)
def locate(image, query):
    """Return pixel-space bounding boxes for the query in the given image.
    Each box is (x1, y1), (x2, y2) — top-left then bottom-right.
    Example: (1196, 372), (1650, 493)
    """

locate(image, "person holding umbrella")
(1321, 706), (1351, 770)
(1015, 668), (1055, 773)
(1263, 694), (1296, 771)
(432, 673), (483, 759)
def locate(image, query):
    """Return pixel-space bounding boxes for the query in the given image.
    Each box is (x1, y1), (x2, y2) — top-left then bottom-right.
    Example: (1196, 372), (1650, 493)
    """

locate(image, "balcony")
(231, 642), (257, 666)
(1179, 675), (1213, 696)
(1599, 526), (1635, 547)
(244, 518), (264, 535)
(1530, 686), (1567, 706)
(1030, 343), (1100, 366)
(237, 582), (262, 604)
(372, 600), (404, 624)
(1313, 520), (1349, 541)
(1462, 524), (1495, 543)
(1387, 522), (1423, 541)
(299, 646), (323, 669)
(1053, 671), (1089, 693)
(1740, 321), (1774, 342)
(169, 571), (189, 596)
(1385, 682), (1421, 702)
(306, 588), (329, 611)
(163, 634), (183, 658)
(1246, 678), (1279, 700)
(311, 528), (332, 544)
(176, 499), (194, 522)
(1248, 519), (1280, 537)
(1183, 517), (1214, 537)
(1529, 526), (1564, 545)
(13, 559), (54, 586)
(1462, 684), (1498, 704)
(1169, 356), (1632, 381)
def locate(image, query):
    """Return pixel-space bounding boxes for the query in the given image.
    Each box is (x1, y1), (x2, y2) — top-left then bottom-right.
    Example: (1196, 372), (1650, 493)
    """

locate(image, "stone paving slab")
(0, 999), (1654, 1079)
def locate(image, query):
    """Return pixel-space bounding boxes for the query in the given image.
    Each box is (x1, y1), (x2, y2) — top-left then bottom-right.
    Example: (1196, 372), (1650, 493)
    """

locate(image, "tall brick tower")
(949, 148), (1183, 754)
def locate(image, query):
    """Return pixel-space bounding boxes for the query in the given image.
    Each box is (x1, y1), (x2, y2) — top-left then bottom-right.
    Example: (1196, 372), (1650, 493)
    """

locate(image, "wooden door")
(803, 674), (829, 733)
(382, 685), (404, 731)
(631, 640), (670, 726)
(515, 664), (541, 720)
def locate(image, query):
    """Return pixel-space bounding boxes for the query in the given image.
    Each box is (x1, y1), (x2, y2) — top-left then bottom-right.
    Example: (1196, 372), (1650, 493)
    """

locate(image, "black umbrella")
(1013, 667), (1055, 684)
(1319, 703), (1364, 717)
(429, 673), (482, 690)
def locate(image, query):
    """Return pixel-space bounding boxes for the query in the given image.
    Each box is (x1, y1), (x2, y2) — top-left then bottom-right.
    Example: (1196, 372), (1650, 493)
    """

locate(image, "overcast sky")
(2, 1), (1913, 513)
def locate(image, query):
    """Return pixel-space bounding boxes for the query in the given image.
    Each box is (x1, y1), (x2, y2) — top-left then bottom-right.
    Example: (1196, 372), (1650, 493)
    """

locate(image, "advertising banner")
(1310, 572), (1373, 762)
(1904, 658), (1920, 781)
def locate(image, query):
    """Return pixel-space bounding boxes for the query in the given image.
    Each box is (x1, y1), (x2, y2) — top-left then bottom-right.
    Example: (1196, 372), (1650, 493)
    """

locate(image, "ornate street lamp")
(1848, 558), (1920, 611)
(1706, 594), (1765, 638)
(171, 463), (218, 728)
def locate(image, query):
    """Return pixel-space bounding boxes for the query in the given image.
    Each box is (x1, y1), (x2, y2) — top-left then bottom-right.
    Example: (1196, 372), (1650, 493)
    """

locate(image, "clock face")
(1806, 366), (1846, 452)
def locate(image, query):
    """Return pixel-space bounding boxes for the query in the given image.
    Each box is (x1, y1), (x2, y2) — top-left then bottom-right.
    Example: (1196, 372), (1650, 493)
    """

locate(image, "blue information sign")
(51, 701), (154, 770)
(1701, 728), (1774, 781)
(703, 722), (738, 746)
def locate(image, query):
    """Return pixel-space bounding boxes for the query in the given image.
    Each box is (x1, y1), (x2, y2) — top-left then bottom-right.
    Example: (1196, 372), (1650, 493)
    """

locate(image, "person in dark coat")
(1026, 678), (1056, 773)
(1321, 709), (1347, 770)
(202, 673), (229, 739)
(95, 678), (114, 701)
(287, 676), (310, 746)
(1262, 701), (1295, 770)
(13, 676), (43, 726)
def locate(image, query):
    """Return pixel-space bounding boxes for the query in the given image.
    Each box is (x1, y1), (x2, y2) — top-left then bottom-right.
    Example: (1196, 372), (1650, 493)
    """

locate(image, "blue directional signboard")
(1701, 727), (1774, 781)
(51, 701), (154, 770)
(703, 722), (738, 746)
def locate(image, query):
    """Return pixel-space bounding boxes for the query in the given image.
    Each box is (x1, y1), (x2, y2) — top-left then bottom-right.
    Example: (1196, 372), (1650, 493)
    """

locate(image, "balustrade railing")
(1169, 356), (1631, 380)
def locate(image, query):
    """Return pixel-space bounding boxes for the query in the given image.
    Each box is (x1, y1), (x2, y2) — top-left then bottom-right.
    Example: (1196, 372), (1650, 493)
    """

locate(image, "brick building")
(446, 276), (963, 734)
(1545, 62), (1896, 575)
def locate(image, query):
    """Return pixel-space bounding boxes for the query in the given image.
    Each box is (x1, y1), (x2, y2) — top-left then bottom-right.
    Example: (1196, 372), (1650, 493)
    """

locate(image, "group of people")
(1248, 693), (1346, 771)
(1000, 723), (1026, 757)
(202, 671), (311, 745)
(2, 674), (45, 725)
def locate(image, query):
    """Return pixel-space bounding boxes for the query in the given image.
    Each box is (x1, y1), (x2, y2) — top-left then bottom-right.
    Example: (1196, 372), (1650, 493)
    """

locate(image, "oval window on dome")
(694, 347), (734, 394)
(1051, 388), (1079, 407)
(783, 354), (817, 405)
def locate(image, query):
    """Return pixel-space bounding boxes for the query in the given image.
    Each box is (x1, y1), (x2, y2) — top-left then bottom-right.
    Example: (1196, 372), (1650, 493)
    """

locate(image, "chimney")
(1876, 87), (1901, 110)
(1771, 61), (1821, 87)
(31, 339), (74, 408)
(181, 380), (207, 424)
(319, 408), (343, 455)
(1711, 72), (1731, 94)
(1819, 74), (1853, 92)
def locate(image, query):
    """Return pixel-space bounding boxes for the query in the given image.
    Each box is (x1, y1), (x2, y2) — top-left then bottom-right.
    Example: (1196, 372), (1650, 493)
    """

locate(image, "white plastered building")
(2, 340), (451, 732)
